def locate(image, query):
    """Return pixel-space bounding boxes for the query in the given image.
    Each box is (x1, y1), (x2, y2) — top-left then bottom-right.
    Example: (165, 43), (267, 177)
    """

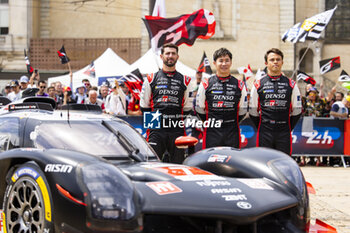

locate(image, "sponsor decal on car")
(237, 201), (252, 209)
(196, 180), (231, 187)
(211, 188), (242, 194)
(146, 165), (224, 181)
(222, 194), (247, 201)
(237, 179), (274, 190)
(146, 181), (182, 195)
(207, 154), (231, 163)
(44, 164), (73, 173)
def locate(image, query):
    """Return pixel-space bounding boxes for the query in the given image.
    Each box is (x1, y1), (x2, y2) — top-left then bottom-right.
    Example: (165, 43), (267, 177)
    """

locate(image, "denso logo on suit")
(159, 89), (179, 95)
(265, 93), (286, 99)
(213, 95), (234, 101)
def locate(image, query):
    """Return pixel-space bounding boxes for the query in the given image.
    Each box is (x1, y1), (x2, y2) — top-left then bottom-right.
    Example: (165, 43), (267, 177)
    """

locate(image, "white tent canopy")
(48, 48), (130, 90)
(127, 49), (208, 79)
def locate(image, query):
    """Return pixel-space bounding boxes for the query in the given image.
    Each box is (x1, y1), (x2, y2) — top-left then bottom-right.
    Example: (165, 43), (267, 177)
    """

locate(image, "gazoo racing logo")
(45, 164), (73, 173)
(265, 93), (286, 99)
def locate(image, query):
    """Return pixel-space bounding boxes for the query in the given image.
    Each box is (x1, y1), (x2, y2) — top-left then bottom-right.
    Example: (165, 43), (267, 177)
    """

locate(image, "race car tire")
(3, 162), (54, 233)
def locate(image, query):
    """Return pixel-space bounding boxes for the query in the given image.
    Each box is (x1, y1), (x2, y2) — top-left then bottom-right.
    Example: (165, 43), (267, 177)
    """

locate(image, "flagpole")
(291, 41), (316, 79)
(67, 62), (72, 74)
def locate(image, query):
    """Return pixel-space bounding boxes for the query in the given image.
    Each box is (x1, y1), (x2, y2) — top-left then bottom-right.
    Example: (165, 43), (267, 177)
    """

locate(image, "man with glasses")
(36, 81), (49, 97)
(82, 79), (92, 95)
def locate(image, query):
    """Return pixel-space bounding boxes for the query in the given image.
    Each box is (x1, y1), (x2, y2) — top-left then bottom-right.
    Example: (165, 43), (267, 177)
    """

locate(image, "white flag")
(255, 68), (266, 80)
(282, 6), (337, 43)
(339, 70), (350, 82)
(237, 65), (253, 79)
(152, 0), (166, 17)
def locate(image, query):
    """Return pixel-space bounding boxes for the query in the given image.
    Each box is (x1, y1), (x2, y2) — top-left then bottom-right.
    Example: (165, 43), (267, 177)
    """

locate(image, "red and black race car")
(0, 97), (336, 233)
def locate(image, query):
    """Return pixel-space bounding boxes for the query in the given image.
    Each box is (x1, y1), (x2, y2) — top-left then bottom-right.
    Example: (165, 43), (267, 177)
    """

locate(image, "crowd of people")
(1, 70), (138, 116)
(300, 83), (350, 167)
(1, 43), (350, 167)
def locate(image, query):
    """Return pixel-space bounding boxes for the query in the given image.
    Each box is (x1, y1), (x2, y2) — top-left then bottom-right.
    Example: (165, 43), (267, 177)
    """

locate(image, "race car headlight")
(80, 163), (135, 220)
(270, 159), (305, 194)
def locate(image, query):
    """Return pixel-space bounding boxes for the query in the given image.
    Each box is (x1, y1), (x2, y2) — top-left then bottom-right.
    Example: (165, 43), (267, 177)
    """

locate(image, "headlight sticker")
(237, 179), (274, 190)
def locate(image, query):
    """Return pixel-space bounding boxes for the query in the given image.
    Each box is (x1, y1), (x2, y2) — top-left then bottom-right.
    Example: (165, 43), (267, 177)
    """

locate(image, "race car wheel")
(3, 163), (54, 233)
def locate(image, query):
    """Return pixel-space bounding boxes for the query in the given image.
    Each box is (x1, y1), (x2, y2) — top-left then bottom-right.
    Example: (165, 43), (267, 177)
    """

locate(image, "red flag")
(122, 69), (144, 100)
(319, 56), (340, 74)
(297, 71), (316, 85)
(83, 61), (95, 78)
(57, 45), (70, 64)
(143, 9), (216, 51)
(24, 49), (34, 75)
(197, 52), (212, 74)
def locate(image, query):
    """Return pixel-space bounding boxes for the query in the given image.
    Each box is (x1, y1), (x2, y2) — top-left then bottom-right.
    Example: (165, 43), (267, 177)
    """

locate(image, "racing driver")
(195, 48), (248, 149)
(140, 43), (192, 163)
(249, 48), (302, 155)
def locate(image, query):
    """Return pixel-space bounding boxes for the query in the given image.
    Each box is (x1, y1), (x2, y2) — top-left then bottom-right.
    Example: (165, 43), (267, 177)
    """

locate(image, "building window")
(0, 0), (9, 35)
(325, 0), (350, 42)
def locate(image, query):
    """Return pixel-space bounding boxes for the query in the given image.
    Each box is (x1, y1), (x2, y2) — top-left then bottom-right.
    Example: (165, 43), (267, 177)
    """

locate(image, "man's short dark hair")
(48, 86), (55, 91)
(82, 79), (90, 83)
(161, 43), (178, 54)
(336, 91), (344, 99)
(213, 48), (232, 62)
(38, 80), (46, 85)
(264, 48), (284, 62)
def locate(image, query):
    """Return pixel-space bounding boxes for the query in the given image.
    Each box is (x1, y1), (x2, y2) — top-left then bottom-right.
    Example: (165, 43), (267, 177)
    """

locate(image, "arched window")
(0, 0), (9, 35)
(299, 48), (314, 74)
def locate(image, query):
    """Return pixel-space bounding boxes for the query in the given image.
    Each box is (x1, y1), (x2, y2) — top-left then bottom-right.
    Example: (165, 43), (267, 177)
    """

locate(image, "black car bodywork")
(0, 98), (310, 233)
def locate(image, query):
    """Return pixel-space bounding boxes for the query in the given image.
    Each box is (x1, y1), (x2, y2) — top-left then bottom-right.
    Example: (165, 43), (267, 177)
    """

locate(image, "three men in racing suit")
(196, 48), (248, 149)
(249, 48), (302, 155)
(140, 43), (192, 163)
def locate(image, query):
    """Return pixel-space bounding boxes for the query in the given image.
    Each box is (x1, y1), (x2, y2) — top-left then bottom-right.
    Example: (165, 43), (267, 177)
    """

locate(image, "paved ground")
(301, 167), (350, 233)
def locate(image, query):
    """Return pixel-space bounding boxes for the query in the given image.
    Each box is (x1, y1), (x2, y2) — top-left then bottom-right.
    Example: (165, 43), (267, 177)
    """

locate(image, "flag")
(255, 67), (267, 80)
(84, 61), (95, 78)
(152, 0), (166, 17)
(338, 70), (350, 82)
(57, 45), (70, 64)
(319, 56), (340, 74)
(297, 71), (316, 85)
(143, 9), (216, 51)
(197, 52), (212, 74)
(282, 6), (337, 43)
(237, 65), (254, 80)
(24, 49), (34, 75)
(122, 69), (144, 100)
